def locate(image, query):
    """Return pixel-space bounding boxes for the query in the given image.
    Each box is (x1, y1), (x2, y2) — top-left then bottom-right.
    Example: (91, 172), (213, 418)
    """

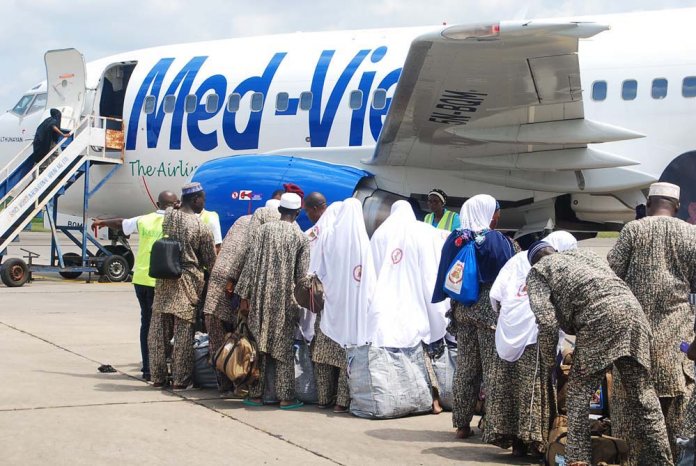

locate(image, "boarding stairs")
(0, 115), (124, 254)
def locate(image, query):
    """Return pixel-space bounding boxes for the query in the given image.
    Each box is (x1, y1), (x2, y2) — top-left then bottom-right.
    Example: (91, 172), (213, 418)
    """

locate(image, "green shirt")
(131, 211), (164, 287)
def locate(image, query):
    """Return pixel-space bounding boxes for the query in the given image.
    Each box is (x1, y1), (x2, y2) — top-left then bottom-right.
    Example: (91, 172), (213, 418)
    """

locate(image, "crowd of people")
(95, 181), (696, 466)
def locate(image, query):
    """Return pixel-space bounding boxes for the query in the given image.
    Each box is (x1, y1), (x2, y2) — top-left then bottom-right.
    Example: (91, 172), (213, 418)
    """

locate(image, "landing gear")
(100, 254), (129, 282)
(0, 258), (29, 287)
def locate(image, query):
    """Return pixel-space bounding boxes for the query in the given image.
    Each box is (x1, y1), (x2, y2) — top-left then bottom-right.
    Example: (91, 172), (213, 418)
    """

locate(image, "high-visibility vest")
(132, 212), (164, 287)
(424, 209), (456, 231)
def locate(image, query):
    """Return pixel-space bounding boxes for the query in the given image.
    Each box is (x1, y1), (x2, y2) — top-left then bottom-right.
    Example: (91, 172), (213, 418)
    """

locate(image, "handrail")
(0, 141), (34, 183)
(0, 115), (123, 208)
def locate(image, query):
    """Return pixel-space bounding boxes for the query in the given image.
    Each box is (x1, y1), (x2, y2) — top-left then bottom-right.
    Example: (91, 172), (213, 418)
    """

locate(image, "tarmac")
(0, 232), (617, 465)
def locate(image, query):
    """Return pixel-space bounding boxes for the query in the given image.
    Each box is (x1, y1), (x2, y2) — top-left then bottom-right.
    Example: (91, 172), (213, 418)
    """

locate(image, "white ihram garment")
(370, 200), (416, 271)
(298, 201), (343, 342)
(316, 198), (376, 346)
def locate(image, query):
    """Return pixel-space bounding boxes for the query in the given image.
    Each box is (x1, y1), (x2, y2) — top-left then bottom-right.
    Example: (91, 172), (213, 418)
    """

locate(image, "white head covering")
(370, 200), (416, 271)
(460, 194), (497, 231)
(265, 199), (280, 209)
(367, 208), (436, 348)
(317, 198), (376, 346)
(297, 201), (343, 342)
(648, 182), (680, 201)
(544, 231), (578, 252)
(280, 192), (302, 209)
(416, 223), (452, 343)
(491, 230), (577, 362)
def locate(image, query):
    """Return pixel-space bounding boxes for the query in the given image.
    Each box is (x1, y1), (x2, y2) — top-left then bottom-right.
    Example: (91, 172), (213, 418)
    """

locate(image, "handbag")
(212, 320), (259, 387)
(149, 236), (182, 279)
(294, 274), (324, 313)
(546, 415), (629, 466)
(443, 240), (479, 305)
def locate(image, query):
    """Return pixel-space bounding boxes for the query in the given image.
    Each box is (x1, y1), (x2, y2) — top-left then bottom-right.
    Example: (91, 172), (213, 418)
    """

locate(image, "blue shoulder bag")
(443, 239), (479, 305)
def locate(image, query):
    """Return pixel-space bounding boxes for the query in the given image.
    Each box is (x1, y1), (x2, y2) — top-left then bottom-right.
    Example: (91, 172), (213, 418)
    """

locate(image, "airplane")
(1, 7), (695, 243)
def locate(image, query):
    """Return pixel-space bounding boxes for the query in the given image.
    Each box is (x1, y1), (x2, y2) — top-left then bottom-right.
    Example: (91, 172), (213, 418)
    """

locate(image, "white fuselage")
(1, 9), (694, 225)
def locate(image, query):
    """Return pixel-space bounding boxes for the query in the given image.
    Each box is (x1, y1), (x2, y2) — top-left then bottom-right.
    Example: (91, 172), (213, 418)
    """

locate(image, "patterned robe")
(607, 216), (696, 461)
(527, 249), (671, 465)
(152, 208), (217, 324)
(228, 207), (280, 282)
(203, 215), (252, 323)
(236, 220), (310, 363)
(311, 312), (350, 407)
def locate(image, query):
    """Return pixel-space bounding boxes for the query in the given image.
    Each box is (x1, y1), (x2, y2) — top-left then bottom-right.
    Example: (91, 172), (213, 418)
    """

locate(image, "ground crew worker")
(424, 189), (460, 231)
(199, 209), (222, 254)
(93, 190), (179, 381)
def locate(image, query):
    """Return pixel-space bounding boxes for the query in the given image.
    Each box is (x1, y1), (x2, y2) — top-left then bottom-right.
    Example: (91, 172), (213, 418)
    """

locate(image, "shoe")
(152, 382), (166, 388)
(456, 427), (474, 439)
(242, 398), (264, 407)
(172, 384), (193, 391)
(279, 400), (304, 410)
(142, 373), (151, 382)
(333, 405), (349, 413)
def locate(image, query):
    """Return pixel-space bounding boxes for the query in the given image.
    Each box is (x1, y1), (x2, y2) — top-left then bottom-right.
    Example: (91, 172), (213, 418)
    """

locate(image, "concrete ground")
(0, 233), (616, 465)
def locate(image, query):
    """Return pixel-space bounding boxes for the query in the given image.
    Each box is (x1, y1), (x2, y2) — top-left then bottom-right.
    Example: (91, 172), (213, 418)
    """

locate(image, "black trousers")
(133, 284), (154, 376)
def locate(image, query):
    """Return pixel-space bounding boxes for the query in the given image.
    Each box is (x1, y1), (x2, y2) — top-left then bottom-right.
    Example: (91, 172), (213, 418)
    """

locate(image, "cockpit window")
(26, 93), (47, 115)
(11, 95), (34, 115)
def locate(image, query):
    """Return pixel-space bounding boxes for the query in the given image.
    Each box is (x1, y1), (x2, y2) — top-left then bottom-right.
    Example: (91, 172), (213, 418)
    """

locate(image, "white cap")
(265, 199), (280, 209)
(280, 193), (302, 210)
(648, 182), (680, 201)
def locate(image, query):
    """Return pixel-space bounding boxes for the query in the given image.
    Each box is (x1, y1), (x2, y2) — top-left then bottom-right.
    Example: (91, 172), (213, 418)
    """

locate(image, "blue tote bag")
(443, 240), (479, 305)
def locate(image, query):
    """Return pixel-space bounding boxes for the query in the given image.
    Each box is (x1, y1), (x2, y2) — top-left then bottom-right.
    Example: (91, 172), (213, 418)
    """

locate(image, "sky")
(1, 0), (694, 110)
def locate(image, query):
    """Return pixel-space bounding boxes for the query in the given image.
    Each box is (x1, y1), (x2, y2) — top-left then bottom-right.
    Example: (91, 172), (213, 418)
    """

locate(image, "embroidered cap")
(648, 182), (680, 201)
(280, 193), (302, 210)
(182, 182), (204, 195)
(265, 199), (281, 209)
(527, 241), (553, 264)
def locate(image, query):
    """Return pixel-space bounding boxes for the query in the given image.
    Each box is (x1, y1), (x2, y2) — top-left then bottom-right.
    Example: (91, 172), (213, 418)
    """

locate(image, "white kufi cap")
(280, 192), (302, 210)
(265, 199), (280, 209)
(648, 182), (680, 201)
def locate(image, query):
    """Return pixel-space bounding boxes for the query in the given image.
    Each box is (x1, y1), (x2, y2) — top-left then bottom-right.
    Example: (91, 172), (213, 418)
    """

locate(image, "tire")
(97, 246), (134, 271)
(100, 254), (129, 282)
(59, 252), (83, 279)
(1, 258), (29, 287)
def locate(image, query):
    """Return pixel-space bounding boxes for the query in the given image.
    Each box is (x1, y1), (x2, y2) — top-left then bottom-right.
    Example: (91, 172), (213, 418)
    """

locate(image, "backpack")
(212, 320), (259, 388)
(149, 237), (182, 279)
(443, 239), (479, 305)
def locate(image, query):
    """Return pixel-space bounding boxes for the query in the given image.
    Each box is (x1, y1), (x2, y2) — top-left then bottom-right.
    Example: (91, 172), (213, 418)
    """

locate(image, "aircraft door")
(44, 48), (86, 131)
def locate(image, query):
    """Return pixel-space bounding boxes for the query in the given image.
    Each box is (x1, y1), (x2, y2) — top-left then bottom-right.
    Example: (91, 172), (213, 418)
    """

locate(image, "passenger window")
(349, 90), (363, 110)
(276, 92), (289, 112)
(205, 94), (219, 113)
(163, 95), (176, 114)
(143, 95), (156, 114)
(184, 95), (198, 113)
(682, 77), (696, 97)
(621, 80), (637, 101)
(299, 91), (313, 110)
(227, 93), (241, 112)
(652, 78), (668, 99)
(11, 94), (34, 115)
(372, 89), (387, 110)
(250, 92), (264, 112)
(26, 93), (47, 115)
(591, 81), (607, 101)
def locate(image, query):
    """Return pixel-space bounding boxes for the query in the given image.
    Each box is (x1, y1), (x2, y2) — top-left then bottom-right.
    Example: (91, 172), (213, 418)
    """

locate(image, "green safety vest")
(425, 210), (456, 231)
(132, 212), (164, 287)
(199, 209), (219, 227)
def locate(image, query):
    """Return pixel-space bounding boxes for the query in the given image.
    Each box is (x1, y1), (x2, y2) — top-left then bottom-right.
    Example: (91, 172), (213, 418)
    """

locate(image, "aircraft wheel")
(1, 258), (29, 287)
(59, 253), (83, 279)
(97, 246), (134, 271)
(101, 254), (129, 282)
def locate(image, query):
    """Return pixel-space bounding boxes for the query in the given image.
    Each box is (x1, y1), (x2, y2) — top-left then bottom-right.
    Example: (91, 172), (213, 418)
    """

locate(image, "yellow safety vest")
(132, 212), (164, 287)
(425, 210), (456, 231)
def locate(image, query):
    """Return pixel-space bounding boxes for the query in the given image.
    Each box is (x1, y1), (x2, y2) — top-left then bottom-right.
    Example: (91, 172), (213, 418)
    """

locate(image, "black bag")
(149, 237), (182, 279)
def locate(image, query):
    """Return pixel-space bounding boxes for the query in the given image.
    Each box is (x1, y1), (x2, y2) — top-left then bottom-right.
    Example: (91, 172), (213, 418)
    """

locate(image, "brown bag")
(212, 321), (259, 387)
(294, 274), (324, 313)
(546, 415), (629, 466)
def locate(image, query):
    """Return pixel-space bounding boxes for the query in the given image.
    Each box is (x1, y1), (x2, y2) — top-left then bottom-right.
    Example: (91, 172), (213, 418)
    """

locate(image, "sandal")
(279, 400), (304, 410)
(97, 364), (116, 373)
(242, 398), (264, 407)
(333, 405), (349, 413)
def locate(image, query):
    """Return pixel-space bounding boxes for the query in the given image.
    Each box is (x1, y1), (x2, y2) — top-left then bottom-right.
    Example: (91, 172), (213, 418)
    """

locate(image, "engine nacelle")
(192, 154), (415, 234)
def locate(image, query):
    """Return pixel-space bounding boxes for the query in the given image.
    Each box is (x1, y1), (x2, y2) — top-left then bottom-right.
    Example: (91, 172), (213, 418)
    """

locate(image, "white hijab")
(415, 223), (452, 343)
(317, 198), (376, 346)
(491, 230), (578, 362)
(460, 194), (497, 231)
(296, 201), (343, 342)
(367, 204), (433, 348)
(371, 200), (416, 272)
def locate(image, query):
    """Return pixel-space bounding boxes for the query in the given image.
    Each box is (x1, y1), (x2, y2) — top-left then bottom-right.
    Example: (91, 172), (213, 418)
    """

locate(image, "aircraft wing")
(368, 20), (654, 193)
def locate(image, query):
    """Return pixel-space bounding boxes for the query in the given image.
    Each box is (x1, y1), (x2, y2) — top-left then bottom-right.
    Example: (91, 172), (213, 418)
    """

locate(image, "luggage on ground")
(432, 340), (457, 411)
(346, 344), (433, 419)
(546, 415), (629, 466)
(192, 333), (218, 389)
(212, 321), (259, 388)
(294, 340), (318, 404)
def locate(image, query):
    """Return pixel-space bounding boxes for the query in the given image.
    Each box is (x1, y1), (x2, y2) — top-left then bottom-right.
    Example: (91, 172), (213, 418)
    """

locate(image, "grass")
(597, 231), (620, 238)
